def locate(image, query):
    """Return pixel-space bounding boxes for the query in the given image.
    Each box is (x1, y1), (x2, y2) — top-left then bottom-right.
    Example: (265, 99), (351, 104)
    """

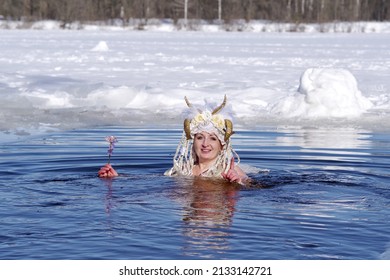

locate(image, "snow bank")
(30, 20), (61, 30)
(1, 19), (390, 33)
(273, 68), (373, 118)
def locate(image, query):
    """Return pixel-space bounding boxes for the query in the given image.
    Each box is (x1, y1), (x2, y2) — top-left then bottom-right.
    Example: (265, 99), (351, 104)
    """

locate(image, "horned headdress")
(183, 95), (234, 144)
(164, 95), (239, 178)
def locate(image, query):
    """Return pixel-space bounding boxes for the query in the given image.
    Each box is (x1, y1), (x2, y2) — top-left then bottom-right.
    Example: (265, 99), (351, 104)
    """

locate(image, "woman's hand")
(98, 164), (118, 178)
(222, 157), (247, 184)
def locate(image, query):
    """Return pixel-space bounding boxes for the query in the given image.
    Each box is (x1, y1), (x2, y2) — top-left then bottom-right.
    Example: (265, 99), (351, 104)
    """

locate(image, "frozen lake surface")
(0, 30), (389, 136)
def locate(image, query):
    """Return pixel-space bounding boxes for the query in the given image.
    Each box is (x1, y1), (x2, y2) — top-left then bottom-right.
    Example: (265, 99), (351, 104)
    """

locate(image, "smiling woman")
(164, 95), (248, 185)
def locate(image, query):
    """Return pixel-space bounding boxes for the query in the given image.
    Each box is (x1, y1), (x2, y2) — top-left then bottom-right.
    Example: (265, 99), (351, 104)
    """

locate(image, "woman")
(164, 95), (248, 185)
(99, 95), (248, 184)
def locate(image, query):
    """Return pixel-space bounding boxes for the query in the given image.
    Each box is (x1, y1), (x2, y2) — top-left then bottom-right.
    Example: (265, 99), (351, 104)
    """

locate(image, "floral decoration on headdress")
(183, 95), (234, 144)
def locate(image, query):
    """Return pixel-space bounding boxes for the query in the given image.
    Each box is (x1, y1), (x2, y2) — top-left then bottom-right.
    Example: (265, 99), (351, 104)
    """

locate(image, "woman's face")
(193, 132), (222, 163)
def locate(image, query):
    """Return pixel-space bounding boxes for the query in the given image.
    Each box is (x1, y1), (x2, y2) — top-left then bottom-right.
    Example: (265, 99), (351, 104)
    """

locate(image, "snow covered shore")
(0, 28), (389, 139)
(1, 19), (390, 33)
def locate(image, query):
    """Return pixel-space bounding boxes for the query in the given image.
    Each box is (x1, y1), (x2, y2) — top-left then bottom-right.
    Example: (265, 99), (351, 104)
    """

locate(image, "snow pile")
(30, 20), (61, 30)
(91, 41), (109, 52)
(274, 68), (373, 118)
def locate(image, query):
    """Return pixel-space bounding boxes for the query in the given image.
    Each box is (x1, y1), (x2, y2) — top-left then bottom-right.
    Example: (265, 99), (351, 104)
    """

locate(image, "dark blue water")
(0, 126), (389, 259)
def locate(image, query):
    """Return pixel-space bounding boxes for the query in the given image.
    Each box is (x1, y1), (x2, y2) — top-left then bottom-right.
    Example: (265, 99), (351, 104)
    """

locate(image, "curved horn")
(184, 96), (192, 108)
(184, 119), (192, 140)
(224, 119), (235, 142)
(212, 95), (227, 115)
(184, 96), (202, 113)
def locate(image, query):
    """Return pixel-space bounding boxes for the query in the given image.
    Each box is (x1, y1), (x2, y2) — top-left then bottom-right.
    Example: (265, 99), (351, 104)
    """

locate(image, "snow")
(2, 19), (390, 33)
(0, 23), (389, 139)
(273, 68), (373, 118)
(91, 41), (110, 52)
